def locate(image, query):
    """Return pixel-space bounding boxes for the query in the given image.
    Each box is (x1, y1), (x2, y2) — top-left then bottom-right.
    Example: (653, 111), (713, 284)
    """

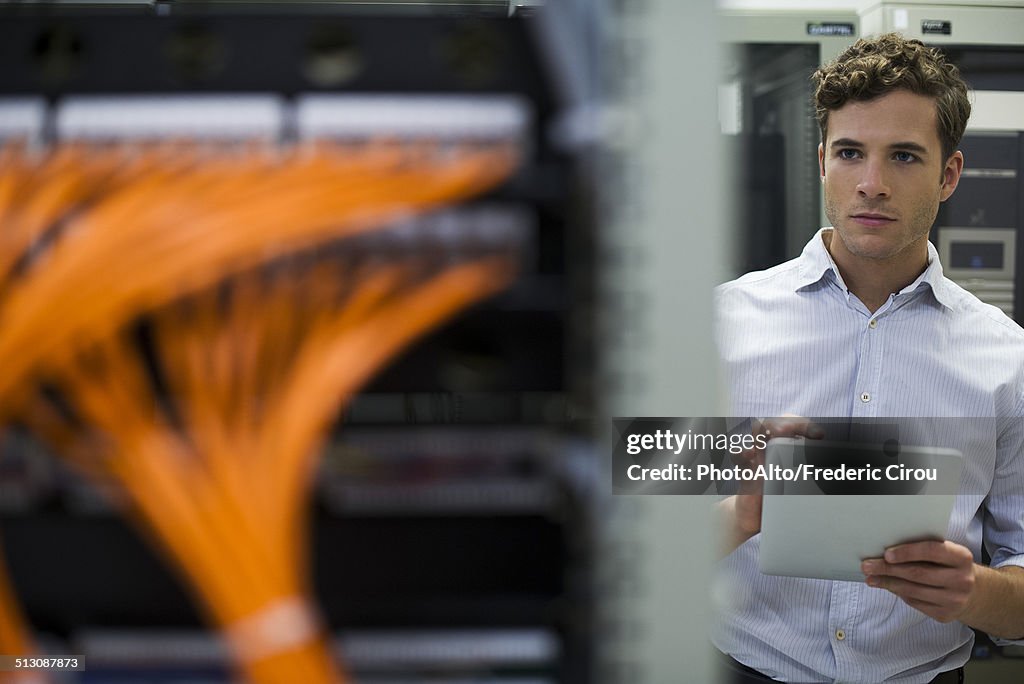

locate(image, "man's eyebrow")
(829, 138), (931, 155)
(889, 141), (929, 155)
(830, 138), (863, 149)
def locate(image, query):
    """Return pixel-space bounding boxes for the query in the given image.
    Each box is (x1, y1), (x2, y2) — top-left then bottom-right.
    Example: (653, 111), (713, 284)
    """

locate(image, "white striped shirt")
(713, 228), (1024, 683)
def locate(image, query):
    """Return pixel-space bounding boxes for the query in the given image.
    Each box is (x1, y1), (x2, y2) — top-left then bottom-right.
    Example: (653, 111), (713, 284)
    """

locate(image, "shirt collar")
(794, 228), (956, 310)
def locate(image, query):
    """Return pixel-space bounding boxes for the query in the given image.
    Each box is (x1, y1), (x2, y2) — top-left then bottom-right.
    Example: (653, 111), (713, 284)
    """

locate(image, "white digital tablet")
(758, 438), (963, 582)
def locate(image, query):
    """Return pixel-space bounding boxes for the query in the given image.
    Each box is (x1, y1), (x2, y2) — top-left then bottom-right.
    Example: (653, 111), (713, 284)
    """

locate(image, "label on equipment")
(921, 19), (952, 35)
(807, 23), (855, 37)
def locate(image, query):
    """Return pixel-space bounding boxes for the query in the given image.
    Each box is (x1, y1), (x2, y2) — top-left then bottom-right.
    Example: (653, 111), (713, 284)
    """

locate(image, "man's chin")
(838, 234), (902, 261)
(847, 245), (901, 261)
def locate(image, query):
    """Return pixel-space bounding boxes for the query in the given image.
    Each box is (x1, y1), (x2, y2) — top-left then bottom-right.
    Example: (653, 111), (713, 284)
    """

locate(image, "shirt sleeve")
(984, 410), (1024, 646)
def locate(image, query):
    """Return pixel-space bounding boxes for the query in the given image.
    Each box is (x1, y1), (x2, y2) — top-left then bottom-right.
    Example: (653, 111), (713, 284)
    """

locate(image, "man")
(714, 33), (1024, 683)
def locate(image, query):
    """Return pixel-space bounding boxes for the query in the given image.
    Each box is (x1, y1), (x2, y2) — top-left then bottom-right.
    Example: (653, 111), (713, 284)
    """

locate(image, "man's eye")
(838, 149), (860, 160)
(894, 151), (917, 163)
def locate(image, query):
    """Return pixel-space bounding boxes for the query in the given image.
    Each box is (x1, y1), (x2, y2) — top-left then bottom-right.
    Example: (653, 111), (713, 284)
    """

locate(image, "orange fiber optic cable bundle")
(0, 138), (519, 417)
(4, 137), (521, 683)
(0, 137), (516, 681)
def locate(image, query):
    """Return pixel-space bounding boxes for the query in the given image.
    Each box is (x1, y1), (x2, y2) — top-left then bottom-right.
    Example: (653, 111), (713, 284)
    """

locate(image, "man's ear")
(940, 150), (964, 202)
(818, 142), (825, 180)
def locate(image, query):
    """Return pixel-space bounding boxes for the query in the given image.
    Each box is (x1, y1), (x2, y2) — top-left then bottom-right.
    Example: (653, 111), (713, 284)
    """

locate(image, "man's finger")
(862, 560), (953, 588)
(884, 540), (973, 566)
(759, 416), (824, 440)
(868, 577), (970, 620)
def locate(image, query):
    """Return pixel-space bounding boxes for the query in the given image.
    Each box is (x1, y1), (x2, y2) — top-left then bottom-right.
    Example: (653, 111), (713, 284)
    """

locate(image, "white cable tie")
(223, 597), (322, 663)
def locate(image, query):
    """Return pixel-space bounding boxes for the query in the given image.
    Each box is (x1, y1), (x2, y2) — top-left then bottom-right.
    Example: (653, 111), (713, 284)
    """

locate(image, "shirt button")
(869, 319), (877, 329)
(860, 392), (871, 403)
(835, 629), (846, 641)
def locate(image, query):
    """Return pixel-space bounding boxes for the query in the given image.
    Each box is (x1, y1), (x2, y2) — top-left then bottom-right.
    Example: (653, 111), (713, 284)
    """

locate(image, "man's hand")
(861, 541), (976, 623)
(719, 415), (823, 555)
(863, 542), (1024, 638)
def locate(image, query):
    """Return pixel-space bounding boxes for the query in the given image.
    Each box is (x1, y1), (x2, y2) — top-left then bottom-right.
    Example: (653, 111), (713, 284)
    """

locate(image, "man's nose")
(857, 160), (890, 198)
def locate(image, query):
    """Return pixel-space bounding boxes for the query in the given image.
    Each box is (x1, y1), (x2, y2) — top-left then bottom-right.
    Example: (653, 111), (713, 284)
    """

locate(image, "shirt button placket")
(862, 319), (877, 405)
(856, 313), (880, 413)
(830, 580), (862, 681)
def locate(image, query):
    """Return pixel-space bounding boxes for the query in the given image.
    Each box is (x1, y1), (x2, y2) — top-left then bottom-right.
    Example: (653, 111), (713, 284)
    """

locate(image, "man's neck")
(822, 230), (930, 314)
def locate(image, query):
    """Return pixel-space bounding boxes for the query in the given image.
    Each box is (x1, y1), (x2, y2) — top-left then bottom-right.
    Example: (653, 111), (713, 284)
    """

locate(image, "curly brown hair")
(812, 33), (971, 162)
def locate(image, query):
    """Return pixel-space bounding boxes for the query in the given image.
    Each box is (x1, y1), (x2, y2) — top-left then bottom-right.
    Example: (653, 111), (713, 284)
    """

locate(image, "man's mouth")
(850, 213), (896, 227)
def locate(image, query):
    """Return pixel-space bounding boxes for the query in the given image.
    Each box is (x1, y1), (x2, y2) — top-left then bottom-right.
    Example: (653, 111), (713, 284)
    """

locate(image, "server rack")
(0, 2), (601, 682)
(719, 8), (860, 273)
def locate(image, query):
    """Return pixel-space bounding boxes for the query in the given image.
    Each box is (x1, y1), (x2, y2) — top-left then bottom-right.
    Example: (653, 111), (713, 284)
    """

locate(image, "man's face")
(818, 90), (963, 268)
